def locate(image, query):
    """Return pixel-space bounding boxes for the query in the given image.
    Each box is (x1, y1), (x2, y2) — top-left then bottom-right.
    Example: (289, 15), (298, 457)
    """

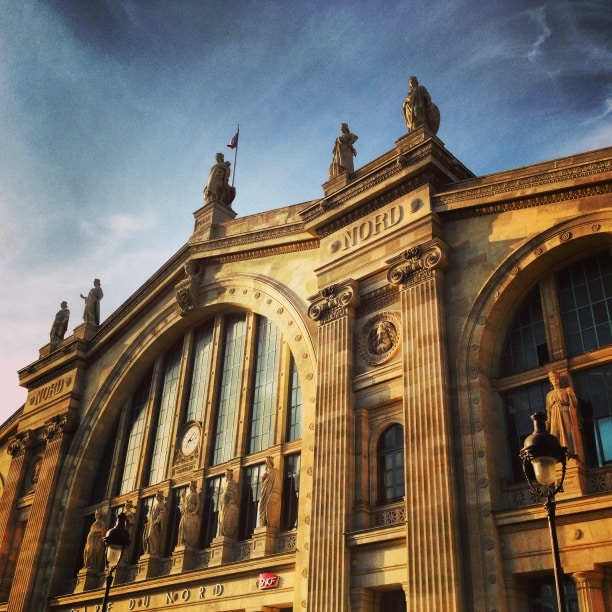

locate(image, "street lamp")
(101, 512), (131, 611)
(519, 412), (568, 612)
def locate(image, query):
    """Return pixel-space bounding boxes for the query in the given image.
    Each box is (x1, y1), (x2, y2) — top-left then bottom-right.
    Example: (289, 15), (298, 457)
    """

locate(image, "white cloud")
(527, 5), (552, 62)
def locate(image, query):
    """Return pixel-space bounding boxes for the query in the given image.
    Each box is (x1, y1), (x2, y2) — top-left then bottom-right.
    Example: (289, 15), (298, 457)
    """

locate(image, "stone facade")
(0, 123), (611, 611)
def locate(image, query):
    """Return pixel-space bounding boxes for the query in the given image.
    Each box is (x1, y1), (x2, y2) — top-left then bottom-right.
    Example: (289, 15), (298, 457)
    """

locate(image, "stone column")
(572, 570), (606, 612)
(0, 432), (34, 600)
(306, 280), (359, 612)
(388, 240), (463, 611)
(7, 413), (76, 612)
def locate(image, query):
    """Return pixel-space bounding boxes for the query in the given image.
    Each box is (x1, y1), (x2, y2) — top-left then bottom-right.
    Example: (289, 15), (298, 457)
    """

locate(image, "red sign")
(258, 572), (281, 590)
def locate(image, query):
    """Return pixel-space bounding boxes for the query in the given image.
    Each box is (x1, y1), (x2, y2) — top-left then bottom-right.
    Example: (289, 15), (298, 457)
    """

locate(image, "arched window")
(501, 251), (612, 482)
(377, 424), (405, 505)
(85, 311), (303, 562)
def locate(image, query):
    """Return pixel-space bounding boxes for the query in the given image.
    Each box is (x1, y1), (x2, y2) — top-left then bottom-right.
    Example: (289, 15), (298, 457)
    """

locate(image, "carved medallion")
(359, 312), (401, 365)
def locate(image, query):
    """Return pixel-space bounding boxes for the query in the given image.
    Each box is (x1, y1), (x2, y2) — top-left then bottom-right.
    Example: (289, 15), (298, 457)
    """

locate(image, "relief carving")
(359, 312), (401, 365)
(387, 243), (447, 286)
(176, 260), (203, 316)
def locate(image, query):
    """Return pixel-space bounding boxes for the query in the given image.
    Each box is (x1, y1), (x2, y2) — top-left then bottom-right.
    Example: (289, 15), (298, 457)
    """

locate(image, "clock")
(180, 423), (201, 456)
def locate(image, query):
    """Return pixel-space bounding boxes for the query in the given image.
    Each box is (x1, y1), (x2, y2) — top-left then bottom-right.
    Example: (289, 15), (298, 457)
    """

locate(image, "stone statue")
(328, 123), (358, 179)
(122, 499), (136, 563)
(143, 491), (167, 556)
(82, 509), (106, 572)
(258, 456), (281, 529)
(403, 76), (440, 134)
(178, 481), (201, 548)
(50, 301), (70, 346)
(218, 469), (239, 538)
(203, 152), (236, 207)
(80, 279), (103, 325)
(545, 370), (584, 461)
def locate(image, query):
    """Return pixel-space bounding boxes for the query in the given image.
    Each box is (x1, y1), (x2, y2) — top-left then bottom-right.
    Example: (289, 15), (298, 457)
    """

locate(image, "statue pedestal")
(170, 545), (197, 574)
(73, 321), (99, 342)
(73, 568), (103, 593)
(208, 535), (236, 567)
(251, 526), (278, 558)
(191, 201), (237, 242)
(558, 458), (588, 499)
(322, 171), (351, 197)
(134, 554), (161, 581)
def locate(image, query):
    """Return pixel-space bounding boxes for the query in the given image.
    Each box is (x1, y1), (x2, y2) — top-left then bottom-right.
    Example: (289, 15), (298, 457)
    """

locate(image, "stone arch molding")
(59, 272), (318, 515)
(454, 210), (612, 601)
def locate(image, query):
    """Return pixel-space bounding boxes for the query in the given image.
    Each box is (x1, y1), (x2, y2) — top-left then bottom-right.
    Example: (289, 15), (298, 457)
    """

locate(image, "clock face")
(181, 424), (200, 456)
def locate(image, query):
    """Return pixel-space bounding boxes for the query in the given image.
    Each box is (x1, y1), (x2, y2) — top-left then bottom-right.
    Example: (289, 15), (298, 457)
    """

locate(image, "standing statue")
(82, 509), (106, 572)
(143, 491), (167, 556)
(121, 499), (136, 563)
(403, 76), (440, 134)
(177, 481), (201, 548)
(50, 301), (70, 346)
(218, 469), (239, 538)
(328, 123), (358, 179)
(258, 456), (281, 529)
(203, 152), (236, 207)
(80, 279), (103, 325)
(545, 370), (584, 461)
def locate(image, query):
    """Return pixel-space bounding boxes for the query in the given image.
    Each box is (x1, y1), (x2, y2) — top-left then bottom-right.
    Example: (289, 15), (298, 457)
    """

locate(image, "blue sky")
(1, 0), (610, 423)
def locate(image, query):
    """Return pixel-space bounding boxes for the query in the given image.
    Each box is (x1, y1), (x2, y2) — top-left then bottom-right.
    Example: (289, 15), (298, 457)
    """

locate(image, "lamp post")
(519, 412), (568, 612)
(101, 512), (131, 611)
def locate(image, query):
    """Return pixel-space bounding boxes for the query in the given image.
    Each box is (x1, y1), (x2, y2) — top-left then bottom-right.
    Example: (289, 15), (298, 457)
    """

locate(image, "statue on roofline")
(403, 76), (440, 134)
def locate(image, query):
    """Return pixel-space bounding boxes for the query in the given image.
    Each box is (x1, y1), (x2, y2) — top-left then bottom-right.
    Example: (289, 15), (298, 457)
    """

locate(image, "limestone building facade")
(0, 111), (611, 611)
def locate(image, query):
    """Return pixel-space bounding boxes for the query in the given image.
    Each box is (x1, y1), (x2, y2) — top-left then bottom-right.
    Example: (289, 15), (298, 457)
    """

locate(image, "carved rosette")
(308, 280), (360, 324)
(387, 243), (447, 286)
(359, 312), (401, 365)
(175, 260), (203, 316)
(8, 431), (31, 458)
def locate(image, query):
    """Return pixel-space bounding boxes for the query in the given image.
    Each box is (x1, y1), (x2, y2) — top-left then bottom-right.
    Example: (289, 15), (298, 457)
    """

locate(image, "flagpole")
(231, 124), (239, 187)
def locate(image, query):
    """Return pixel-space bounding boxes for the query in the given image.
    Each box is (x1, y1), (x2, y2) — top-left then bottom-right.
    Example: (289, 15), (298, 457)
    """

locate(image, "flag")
(227, 130), (239, 150)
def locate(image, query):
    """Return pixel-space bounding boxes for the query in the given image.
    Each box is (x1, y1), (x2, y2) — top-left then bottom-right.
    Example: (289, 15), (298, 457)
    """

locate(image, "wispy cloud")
(527, 5), (552, 62)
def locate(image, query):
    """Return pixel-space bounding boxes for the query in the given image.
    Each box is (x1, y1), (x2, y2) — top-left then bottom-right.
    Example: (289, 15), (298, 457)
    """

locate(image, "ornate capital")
(308, 280), (360, 324)
(8, 431), (31, 458)
(42, 413), (76, 443)
(387, 242), (447, 286)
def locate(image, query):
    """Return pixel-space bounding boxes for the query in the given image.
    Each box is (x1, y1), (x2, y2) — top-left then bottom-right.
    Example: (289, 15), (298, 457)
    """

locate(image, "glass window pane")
(281, 454), (300, 531)
(202, 476), (223, 547)
(377, 424), (405, 504)
(248, 317), (280, 453)
(212, 314), (246, 464)
(240, 463), (264, 540)
(148, 343), (183, 485)
(185, 323), (214, 423)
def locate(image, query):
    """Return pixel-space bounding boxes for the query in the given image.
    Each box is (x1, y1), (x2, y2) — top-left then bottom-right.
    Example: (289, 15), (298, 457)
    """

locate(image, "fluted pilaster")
(389, 240), (463, 611)
(307, 280), (359, 611)
(572, 570), (606, 612)
(8, 413), (76, 612)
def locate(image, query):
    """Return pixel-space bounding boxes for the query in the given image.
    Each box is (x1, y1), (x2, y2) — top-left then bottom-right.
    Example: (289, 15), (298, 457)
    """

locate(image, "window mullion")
(236, 312), (258, 458)
(276, 339), (292, 448)
(107, 394), (135, 499)
(539, 275), (567, 362)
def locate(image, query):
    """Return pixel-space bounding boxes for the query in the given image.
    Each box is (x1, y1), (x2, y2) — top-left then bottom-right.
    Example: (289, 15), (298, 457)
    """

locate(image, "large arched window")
(377, 424), (405, 505)
(87, 311), (303, 561)
(501, 251), (612, 482)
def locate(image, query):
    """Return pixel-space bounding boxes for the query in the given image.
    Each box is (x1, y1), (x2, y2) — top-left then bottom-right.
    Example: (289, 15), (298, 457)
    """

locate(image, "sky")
(1, 0), (611, 425)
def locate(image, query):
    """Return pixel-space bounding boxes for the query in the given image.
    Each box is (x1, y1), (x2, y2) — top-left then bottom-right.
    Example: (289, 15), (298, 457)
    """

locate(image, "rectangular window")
(148, 343), (183, 485)
(202, 476), (223, 547)
(286, 355), (302, 441)
(240, 463), (265, 540)
(119, 371), (152, 495)
(212, 314), (246, 464)
(281, 453), (300, 531)
(248, 317), (280, 453)
(185, 323), (214, 423)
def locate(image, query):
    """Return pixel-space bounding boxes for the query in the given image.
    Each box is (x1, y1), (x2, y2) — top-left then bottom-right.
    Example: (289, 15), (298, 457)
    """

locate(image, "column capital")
(308, 279), (360, 324)
(7, 431), (32, 458)
(42, 412), (77, 444)
(387, 239), (448, 287)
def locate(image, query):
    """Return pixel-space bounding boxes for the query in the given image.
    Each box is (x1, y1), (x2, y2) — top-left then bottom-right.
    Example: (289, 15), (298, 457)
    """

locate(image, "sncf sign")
(258, 572), (281, 590)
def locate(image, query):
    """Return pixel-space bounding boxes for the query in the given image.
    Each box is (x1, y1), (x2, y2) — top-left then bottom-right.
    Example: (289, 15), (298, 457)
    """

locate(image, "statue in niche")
(121, 499), (136, 563)
(203, 152), (236, 207)
(50, 301), (70, 346)
(545, 370), (584, 461)
(258, 456), (281, 529)
(80, 279), (103, 325)
(82, 509), (106, 572)
(178, 481), (201, 548)
(328, 123), (358, 179)
(219, 469), (239, 538)
(403, 76), (440, 134)
(142, 491), (167, 556)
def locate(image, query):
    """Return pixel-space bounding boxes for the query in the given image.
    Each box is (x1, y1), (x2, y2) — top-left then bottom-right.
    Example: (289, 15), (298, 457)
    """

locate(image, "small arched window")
(377, 424), (405, 505)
